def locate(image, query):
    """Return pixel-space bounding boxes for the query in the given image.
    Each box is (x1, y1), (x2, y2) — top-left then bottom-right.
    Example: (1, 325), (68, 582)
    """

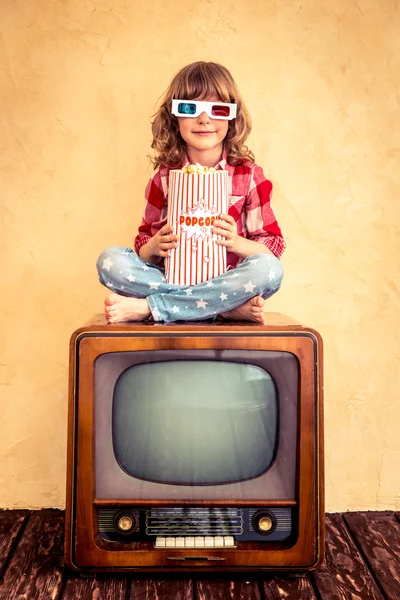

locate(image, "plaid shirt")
(134, 157), (285, 269)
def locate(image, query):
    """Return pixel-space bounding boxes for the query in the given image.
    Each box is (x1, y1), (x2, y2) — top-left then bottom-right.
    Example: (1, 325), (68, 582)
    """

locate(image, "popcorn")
(165, 169), (228, 285)
(180, 163), (217, 175)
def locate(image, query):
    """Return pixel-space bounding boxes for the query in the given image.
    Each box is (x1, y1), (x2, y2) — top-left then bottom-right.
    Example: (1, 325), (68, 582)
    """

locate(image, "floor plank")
(262, 574), (317, 599)
(60, 574), (128, 600)
(0, 510), (64, 600)
(0, 510), (29, 578)
(196, 578), (262, 600)
(344, 511), (400, 600)
(310, 513), (385, 600)
(130, 577), (193, 599)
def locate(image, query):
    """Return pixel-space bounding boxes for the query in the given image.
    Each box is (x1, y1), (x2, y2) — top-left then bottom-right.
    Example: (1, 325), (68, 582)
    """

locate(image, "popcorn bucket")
(165, 169), (228, 286)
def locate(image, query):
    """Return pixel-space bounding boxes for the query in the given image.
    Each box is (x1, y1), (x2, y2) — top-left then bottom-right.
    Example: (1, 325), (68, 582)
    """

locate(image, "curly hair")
(150, 61), (254, 170)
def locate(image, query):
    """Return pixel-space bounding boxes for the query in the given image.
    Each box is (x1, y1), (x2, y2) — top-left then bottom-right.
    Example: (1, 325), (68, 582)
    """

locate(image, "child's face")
(177, 96), (229, 164)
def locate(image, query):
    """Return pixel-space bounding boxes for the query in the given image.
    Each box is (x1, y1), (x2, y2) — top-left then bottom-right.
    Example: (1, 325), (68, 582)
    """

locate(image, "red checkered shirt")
(134, 157), (285, 269)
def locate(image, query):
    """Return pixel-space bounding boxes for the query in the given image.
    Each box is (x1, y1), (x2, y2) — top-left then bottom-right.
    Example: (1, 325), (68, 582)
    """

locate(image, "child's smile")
(193, 130), (216, 136)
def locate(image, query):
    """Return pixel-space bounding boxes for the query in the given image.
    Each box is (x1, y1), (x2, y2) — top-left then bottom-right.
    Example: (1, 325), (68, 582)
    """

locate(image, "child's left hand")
(212, 214), (240, 253)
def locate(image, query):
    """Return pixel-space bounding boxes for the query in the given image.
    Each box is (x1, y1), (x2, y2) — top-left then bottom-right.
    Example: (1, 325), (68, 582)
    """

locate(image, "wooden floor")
(0, 511), (399, 599)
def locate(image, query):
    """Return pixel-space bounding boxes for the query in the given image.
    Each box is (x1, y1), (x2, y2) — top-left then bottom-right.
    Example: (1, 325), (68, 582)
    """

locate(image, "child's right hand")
(150, 224), (179, 257)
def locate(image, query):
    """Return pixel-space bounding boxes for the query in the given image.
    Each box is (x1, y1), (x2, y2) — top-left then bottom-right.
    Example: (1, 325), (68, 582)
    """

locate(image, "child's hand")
(212, 214), (240, 253)
(150, 224), (179, 258)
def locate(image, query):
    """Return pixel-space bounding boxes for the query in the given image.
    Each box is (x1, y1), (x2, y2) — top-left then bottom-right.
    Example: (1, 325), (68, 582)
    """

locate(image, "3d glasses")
(171, 99), (237, 120)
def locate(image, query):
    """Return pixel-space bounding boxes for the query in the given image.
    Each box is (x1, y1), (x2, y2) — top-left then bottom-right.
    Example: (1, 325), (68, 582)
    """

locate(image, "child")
(97, 61), (285, 324)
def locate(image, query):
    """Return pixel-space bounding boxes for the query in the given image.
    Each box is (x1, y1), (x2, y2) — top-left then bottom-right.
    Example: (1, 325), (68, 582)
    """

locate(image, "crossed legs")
(96, 247), (283, 324)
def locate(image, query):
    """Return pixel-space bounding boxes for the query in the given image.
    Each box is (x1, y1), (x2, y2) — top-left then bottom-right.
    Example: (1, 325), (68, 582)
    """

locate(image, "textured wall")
(1, 0), (399, 510)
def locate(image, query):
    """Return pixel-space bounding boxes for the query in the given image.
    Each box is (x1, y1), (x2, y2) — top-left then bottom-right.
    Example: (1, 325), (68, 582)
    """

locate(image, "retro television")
(65, 313), (324, 572)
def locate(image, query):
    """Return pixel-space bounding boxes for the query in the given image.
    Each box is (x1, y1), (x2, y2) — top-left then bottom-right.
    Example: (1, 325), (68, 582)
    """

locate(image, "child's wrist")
(140, 239), (159, 263)
(231, 235), (247, 257)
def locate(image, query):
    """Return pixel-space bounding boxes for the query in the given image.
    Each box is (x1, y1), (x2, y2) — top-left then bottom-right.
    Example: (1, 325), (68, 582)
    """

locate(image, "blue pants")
(96, 247), (283, 323)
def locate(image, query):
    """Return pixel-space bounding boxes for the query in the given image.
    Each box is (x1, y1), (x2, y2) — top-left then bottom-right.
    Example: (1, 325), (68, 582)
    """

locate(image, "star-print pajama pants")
(96, 246), (283, 323)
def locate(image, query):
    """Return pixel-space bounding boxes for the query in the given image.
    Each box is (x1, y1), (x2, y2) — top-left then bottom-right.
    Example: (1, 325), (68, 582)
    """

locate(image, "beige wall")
(1, 0), (399, 511)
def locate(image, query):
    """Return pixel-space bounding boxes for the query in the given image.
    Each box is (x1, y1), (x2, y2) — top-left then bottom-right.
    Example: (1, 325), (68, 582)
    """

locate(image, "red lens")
(211, 105), (230, 117)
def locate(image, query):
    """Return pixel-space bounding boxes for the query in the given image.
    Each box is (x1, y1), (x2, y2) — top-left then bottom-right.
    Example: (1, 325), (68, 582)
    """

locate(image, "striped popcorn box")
(165, 169), (228, 286)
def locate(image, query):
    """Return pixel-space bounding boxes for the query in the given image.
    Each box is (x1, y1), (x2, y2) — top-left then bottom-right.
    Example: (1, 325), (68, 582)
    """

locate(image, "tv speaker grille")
(146, 508), (243, 536)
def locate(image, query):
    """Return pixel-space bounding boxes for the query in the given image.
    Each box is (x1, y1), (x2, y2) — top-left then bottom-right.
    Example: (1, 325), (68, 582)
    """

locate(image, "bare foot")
(220, 296), (266, 324)
(104, 293), (151, 323)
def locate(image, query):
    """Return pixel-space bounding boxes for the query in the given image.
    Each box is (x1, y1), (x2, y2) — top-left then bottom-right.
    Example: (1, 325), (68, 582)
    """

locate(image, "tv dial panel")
(97, 506), (293, 546)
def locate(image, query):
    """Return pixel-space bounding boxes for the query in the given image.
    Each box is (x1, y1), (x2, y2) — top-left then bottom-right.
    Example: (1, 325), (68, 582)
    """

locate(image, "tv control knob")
(258, 515), (274, 532)
(253, 510), (277, 535)
(115, 512), (137, 534)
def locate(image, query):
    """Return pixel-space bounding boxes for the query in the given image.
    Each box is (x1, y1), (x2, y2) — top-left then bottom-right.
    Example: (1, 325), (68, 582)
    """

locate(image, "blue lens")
(178, 102), (196, 115)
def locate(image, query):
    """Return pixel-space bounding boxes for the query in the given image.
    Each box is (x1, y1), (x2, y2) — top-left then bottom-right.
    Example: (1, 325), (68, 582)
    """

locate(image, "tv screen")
(95, 349), (298, 501)
(113, 361), (278, 485)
